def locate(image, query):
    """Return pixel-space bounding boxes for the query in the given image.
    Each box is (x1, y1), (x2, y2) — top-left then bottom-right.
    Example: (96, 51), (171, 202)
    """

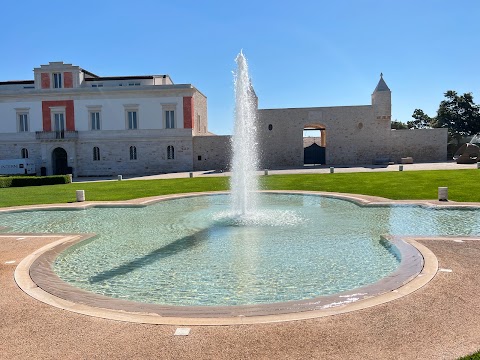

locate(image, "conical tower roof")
(374, 73), (390, 92)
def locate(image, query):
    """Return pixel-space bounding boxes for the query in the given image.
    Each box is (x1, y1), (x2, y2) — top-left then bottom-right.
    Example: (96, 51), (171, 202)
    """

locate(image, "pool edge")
(11, 191), (451, 326)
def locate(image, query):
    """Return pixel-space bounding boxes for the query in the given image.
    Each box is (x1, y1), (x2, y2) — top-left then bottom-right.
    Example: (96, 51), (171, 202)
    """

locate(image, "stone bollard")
(399, 165), (403, 171)
(264, 169), (269, 176)
(67, 174), (73, 183)
(117, 175), (122, 181)
(189, 172), (193, 178)
(329, 167), (334, 173)
(76, 190), (85, 202)
(438, 187), (448, 201)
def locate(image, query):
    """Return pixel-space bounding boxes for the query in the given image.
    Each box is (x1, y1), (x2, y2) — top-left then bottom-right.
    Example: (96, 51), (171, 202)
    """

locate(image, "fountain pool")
(5, 192), (480, 310)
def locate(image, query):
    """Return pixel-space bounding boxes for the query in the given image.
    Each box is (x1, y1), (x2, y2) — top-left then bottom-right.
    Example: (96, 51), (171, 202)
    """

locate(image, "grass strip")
(0, 169), (478, 208)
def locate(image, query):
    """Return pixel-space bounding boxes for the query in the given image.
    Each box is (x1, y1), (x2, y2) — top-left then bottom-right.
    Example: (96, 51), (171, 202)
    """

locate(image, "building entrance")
(52, 147), (68, 175)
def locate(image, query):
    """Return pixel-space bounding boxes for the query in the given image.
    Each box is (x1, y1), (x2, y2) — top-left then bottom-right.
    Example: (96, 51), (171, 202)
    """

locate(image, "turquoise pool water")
(1, 194), (480, 306)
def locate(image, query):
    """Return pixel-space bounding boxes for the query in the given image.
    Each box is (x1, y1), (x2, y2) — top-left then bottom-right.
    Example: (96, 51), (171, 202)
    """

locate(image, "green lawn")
(0, 169), (479, 207)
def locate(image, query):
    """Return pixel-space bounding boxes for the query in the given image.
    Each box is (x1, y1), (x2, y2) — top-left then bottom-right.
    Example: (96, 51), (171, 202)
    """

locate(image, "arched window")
(167, 145), (174, 160)
(129, 146), (137, 160)
(21, 148), (29, 159)
(93, 147), (100, 161)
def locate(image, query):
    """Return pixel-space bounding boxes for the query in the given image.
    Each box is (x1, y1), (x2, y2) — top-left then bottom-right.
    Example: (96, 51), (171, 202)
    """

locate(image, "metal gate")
(304, 143), (325, 165)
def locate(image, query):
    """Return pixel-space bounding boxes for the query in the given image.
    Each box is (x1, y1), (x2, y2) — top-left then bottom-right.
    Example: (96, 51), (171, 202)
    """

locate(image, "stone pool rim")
(10, 190), (465, 325)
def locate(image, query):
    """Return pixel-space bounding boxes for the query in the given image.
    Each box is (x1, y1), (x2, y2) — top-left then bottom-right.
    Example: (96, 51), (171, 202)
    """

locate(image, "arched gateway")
(52, 147), (68, 175)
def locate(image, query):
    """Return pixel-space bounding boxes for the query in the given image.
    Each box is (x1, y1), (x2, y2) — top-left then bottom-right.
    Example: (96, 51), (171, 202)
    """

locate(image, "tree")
(407, 109), (436, 129)
(410, 91), (480, 144)
(436, 91), (480, 144)
(391, 120), (408, 129)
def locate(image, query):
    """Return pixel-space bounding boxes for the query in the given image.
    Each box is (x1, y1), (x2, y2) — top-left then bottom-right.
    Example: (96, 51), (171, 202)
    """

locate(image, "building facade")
(0, 62), (208, 176)
(0, 62), (447, 176)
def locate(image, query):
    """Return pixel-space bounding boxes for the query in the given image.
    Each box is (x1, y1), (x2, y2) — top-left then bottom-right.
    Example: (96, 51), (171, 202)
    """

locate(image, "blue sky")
(1, 0), (479, 134)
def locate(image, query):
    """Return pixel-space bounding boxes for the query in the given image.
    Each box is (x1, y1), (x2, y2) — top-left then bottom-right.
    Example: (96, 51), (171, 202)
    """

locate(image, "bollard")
(189, 172), (193, 178)
(438, 187), (448, 201)
(264, 169), (269, 176)
(329, 167), (334, 173)
(399, 165), (403, 171)
(76, 190), (85, 202)
(477, 162), (480, 169)
(117, 175), (122, 181)
(67, 174), (73, 183)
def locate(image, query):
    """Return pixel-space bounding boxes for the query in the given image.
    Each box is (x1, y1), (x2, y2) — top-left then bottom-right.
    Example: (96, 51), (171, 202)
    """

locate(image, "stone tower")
(371, 73), (392, 124)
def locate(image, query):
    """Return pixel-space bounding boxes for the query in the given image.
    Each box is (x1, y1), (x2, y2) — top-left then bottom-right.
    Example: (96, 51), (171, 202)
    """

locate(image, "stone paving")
(2, 234), (480, 359)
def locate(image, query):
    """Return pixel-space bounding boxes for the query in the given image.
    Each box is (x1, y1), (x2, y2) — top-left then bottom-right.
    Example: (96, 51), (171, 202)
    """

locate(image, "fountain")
(13, 51), (480, 324)
(230, 51), (260, 217)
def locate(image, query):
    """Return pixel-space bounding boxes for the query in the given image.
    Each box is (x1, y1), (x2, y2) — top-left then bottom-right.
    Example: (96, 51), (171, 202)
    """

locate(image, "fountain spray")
(230, 51), (259, 216)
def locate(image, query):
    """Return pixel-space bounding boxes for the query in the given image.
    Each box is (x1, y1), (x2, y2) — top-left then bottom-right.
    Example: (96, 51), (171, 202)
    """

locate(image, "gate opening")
(303, 124), (326, 165)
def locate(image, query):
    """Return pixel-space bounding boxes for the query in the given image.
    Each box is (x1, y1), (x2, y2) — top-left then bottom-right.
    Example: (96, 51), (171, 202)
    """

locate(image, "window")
(16, 108), (30, 132)
(167, 145), (174, 160)
(54, 113), (65, 131)
(165, 110), (175, 129)
(129, 146), (137, 160)
(18, 113), (29, 132)
(127, 111), (138, 129)
(128, 82), (141, 86)
(87, 106), (102, 130)
(21, 148), (29, 159)
(124, 105), (139, 129)
(53, 112), (65, 138)
(93, 147), (100, 161)
(162, 104), (177, 129)
(91, 84), (103, 88)
(53, 73), (62, 88)
(90, 112), (100, 130)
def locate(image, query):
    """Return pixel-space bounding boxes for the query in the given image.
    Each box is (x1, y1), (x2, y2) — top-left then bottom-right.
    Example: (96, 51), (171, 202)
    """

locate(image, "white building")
(0, 62), (208, 176)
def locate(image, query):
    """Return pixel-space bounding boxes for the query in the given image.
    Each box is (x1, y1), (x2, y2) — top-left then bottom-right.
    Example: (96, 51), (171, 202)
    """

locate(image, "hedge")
(0, 175), (71, 188)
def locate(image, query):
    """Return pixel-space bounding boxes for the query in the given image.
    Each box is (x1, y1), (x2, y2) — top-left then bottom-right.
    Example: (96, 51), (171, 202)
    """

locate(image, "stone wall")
(388, 128), (448, 163)
(74, 139), (193, 176)
(73, 130), (193, 176)
(193, 135), (231, 171)
(257, 105), (395, 167)
(193, 91), (208, 135)
(0, 130), (194, 176)
(0, 133), (42, 173)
